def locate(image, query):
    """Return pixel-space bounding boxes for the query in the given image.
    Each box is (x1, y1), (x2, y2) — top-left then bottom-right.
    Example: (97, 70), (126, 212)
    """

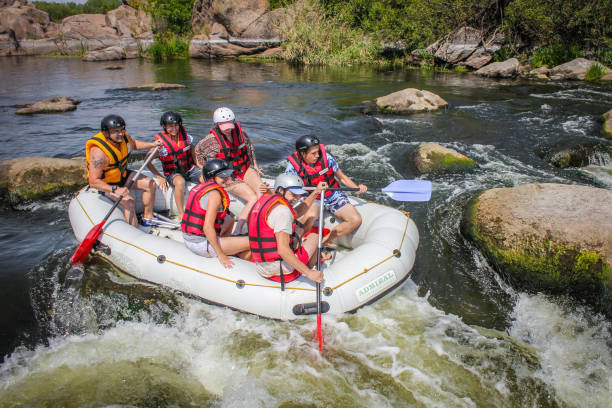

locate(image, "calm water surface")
(0, 57), (610, 407)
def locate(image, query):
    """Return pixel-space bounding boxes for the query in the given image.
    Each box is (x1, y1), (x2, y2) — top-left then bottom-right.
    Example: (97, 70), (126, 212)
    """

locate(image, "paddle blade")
(382, 180), (432, 201)
(70, 221), (105, 264)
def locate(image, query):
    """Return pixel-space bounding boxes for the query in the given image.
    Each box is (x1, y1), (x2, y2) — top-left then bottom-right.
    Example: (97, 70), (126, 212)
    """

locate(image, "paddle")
(305, 179), (433, 202)
(316, 193), (325, 353)
(70, 147), (159, 264)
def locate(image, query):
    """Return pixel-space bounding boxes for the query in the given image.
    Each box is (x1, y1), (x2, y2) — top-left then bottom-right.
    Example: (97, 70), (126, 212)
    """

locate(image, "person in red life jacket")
(286, 135), (367, 247)
(86, 114), (162, 227)
(194, 107), (265, 235)
(146, 111), (201, 220)
(248, 173), (330, 284)
(182, 159), (251, 268)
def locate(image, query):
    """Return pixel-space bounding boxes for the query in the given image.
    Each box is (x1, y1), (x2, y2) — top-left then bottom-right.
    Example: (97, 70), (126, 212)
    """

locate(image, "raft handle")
(322, 287), (333, 296)
(236, 280), (245, 289)
(157, 255), (166, 263)
(293, 301), (330, 315)
(393, 249), (401, 258)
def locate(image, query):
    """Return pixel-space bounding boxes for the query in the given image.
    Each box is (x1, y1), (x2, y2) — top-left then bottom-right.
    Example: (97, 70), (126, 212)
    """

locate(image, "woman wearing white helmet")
(194, 107), (265, 235)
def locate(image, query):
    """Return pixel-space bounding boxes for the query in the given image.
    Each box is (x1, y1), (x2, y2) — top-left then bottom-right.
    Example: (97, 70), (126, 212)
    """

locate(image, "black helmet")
(101, 114), (126, 132)
(296, 134), (320, 152)
(203, 159), (234, 180)
(160, 111), (183, 127)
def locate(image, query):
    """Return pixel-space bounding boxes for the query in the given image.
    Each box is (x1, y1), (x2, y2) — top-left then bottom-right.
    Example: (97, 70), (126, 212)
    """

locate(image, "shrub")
(146, 0), (194, 37)
(493, 47), (516, 62)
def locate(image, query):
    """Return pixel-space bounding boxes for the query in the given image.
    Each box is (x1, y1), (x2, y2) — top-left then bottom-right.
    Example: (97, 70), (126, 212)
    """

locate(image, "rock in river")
(474, 58), (520, 78)
(124, 83), (186, 91)
(461, 183), (612, 315)
(411, 142), (478, 175)
(366, 88), (448, 114)
(15, 96), (80, 115)
(0, 156), (87, 205)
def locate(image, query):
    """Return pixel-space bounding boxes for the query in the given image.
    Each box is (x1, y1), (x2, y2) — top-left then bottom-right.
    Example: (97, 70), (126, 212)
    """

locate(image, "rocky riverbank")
(2, 1), (611, 82)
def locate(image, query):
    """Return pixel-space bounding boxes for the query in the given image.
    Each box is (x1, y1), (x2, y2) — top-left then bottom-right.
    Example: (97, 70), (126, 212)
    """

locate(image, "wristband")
(111, 185), (118, 193)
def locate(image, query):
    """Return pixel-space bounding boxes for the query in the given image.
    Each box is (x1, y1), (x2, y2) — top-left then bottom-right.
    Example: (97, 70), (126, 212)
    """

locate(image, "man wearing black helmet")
(146, 111), (201, 219)
(182, 159), (250, 268)
(286, 135), (367, 247)
(86, 114), (162, 227)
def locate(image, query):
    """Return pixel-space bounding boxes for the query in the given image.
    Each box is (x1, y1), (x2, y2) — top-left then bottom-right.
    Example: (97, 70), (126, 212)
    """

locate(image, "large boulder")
(410, 142), (478, 175)
(474, 58), (520, 78)
(602, 110), (612, 139)
(105, 5), (152, 39)
(1, 4), (152, 56)
(461, 183), (612, 315)
(82, 45), (126, 61)
(15, 96), (80, 114)
(59, 13), (119, 43)
(425, 26), (506, 69)
(189, 0), (285, 58)
(549, 58), (610, 81)
(0, 2), (51, 41)
(0, 156), (87, 205)
(368, 88), (448, 114)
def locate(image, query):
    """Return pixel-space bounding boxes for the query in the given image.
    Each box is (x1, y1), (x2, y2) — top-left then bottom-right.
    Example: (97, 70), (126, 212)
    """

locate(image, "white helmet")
(213, 107), (235, 123)
(274, 173), (307, 195)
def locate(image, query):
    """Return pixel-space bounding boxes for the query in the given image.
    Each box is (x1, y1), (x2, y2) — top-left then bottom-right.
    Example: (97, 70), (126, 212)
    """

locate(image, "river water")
(0, 57), (610, 407)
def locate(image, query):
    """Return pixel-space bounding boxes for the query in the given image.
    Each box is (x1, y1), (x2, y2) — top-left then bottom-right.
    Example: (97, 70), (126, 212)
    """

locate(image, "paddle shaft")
(316, 194), (324, 352)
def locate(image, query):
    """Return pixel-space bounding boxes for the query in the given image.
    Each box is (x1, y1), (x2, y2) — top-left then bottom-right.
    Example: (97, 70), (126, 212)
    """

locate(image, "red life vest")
(155, 126), (194, 177)
(286, 143), (339, 198)
(209, 122), (251, 179)
(247, 193), (298, 263)
(181, 181), (230, 236)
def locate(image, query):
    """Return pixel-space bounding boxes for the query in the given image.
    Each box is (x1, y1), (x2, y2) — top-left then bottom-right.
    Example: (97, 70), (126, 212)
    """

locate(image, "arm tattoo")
(91, 159), (105, 169)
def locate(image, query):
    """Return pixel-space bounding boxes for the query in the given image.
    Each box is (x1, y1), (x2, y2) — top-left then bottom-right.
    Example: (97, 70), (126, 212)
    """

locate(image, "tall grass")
(147, 35), (189, 62)
(585, 63), (607, 81)
(279, 0), (379, 65)
(530, 44), (584, 68)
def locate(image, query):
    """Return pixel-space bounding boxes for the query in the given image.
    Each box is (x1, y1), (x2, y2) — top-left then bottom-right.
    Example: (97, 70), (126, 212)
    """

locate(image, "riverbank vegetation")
(33, 0), (121, 23)
(274, 0), (611, 68)
(144, 0), (193, 61)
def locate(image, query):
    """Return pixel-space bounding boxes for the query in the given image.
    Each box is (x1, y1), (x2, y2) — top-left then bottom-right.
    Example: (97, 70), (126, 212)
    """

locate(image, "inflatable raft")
(68, 179), (419, 320)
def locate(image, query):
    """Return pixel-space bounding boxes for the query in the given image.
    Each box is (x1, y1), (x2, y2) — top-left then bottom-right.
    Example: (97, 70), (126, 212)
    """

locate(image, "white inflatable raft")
(68, 180), (419, 320)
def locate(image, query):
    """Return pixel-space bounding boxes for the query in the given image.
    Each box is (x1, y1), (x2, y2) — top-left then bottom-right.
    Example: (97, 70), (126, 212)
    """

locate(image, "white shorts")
(183, 234), (219, 257)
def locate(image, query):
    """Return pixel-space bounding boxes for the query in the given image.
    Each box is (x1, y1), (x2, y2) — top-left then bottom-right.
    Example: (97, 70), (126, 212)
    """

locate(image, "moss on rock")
(426, 151), (478, 172)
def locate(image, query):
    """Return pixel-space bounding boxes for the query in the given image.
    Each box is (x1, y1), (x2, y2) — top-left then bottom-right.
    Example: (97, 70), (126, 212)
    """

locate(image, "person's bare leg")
(243, 167), (264, 198)
(172, 175), (186, 218)
(219, 215), (235, 237)
(323, 204), (361, 246)
(299, 201), (320, 234)
(218, 236), (250, 255)
(106, 189), (138, 226)
(131, 176), (157, 219)
(226, 182), (257, 233)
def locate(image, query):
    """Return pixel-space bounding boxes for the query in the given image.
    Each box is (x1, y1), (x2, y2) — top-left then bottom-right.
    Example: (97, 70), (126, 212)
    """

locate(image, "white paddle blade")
(384, 190), (432, 201)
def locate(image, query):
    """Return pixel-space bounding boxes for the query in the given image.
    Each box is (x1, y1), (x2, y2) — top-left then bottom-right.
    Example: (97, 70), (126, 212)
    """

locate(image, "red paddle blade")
(317, 314), (323, 352)
(70, 221), (105, 264)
